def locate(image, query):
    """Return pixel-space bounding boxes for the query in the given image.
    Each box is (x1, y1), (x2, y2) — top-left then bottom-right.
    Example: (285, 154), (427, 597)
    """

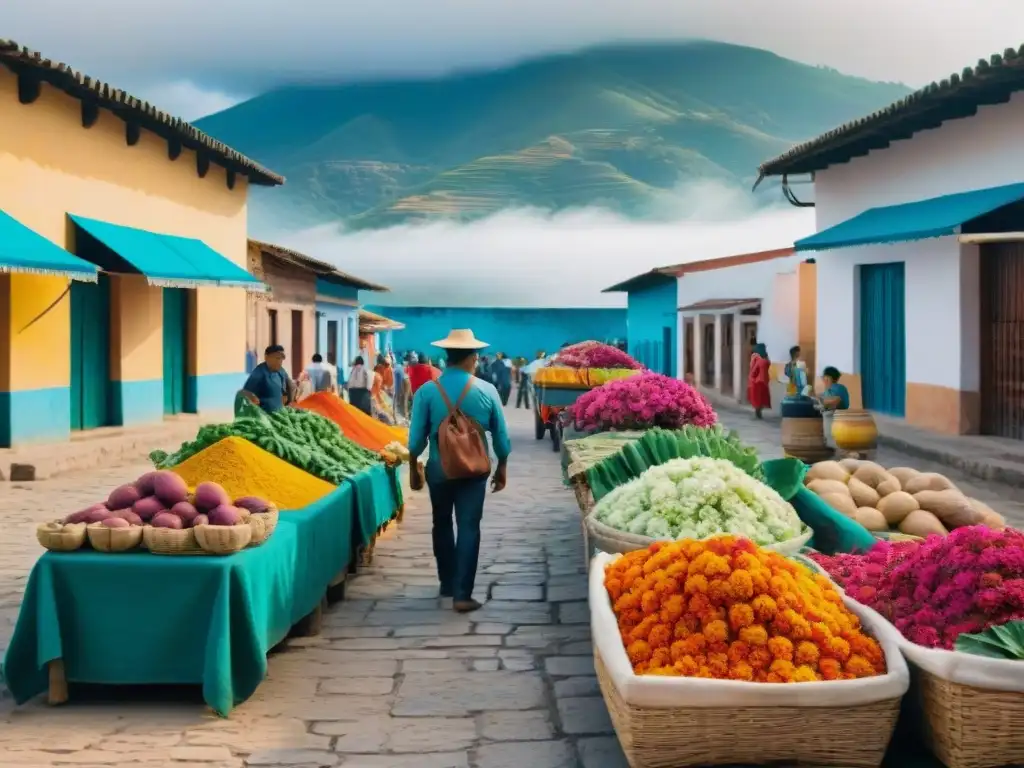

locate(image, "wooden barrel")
(831, 409), (878, 452)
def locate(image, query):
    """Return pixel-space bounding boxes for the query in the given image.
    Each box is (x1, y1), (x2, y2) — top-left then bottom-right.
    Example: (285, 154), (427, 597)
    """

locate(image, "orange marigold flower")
(626, 640), (652, 665)
(688, 551), (713, 576)
(654, 577), (680, 598)
(623, 565), (643, 586)
(727, 641), (750, 664)
(688, 593), (712, 615)
(675, 655), (700, 676)
(810, 622), (832, 644)
(682, 540), (705, 559)
(707, 578), (732, 605)
(728, 603), (755, 631)
(819, 657), (842, 681)
(769, 659), (796, 681)
(650, 647), (672, 669)
(789, 615), (812, 641)
(619, 608), (644, 627)
(605, 577), (624, 602)
(767, 636), (794, 661)
(728, 569), (755, 601)
(845, 654), (877, 678)
(679, 612), (701, 635)
(825, 636), (851, 662)
(708, 653), (730, 678)
(670, 640), (689, 662)
(748, 646), (773, 670)
(695, 665), (715, 679)
(680, 634), (707, 656)
(795, 641), (820, 666)
(665, 559), (689, 579)
(751, 594), (778, 622)
(660, 594), (685, 623)
(707, 640), (730, 656)
(729, 660), (755, 681)
(641, 591), (660, 615)
(614, 592), (640, 613)
(629, 615), (660, 643)
(739, 624), (768, 646)
(703, 553), (732, 578)
(792, 665), (819, 683)
(646, 665), (680, 677)
(635, 661), (650, 674)
(648, 624), (672, 649)
(684, 574), (709, 595)
(703, 619), (729, 644)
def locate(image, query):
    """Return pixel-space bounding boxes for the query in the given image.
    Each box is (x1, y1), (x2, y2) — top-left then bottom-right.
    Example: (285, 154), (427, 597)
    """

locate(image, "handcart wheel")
(534, 408), (546, 440)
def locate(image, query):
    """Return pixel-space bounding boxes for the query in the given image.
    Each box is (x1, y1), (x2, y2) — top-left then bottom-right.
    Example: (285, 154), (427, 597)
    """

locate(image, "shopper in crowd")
(408, 352), (440, 395)
(240, 344), (293, 414)
(491, 352), (512, 406)
(747, 342), (772, 419)
(408, 329), (510, 614)
(301, 353), (334, 395)
(347, 355), (373, 415)
(783, 346), (803, 397)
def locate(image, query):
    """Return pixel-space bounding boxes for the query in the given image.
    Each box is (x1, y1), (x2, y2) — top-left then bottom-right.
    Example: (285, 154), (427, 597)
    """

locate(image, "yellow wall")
(6, 274), (72, 391)
(109, 275), (162, 382)
(0, 68), (250, 386)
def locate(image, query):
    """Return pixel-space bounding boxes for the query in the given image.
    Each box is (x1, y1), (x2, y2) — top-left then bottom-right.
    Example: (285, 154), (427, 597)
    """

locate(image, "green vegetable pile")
(149, 401), (382, 484)
(584, 425), (763, 500)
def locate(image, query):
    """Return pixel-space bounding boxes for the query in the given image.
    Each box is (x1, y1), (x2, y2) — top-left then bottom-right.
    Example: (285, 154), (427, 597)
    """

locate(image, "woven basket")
(87, 523), (144, 553)
(143, 525), (203, 555)
(36, 522), (87, 552)
(585, 515), (813, 557)
(595, 648), (900, 768)
(247, 505), (280, 546)
(572, 477), (594, 518)
(194, 523), (252, 555)
(916, 667), (1024, 768)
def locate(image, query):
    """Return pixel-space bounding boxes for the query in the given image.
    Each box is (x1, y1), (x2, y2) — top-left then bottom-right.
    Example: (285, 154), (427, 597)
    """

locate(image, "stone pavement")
(0, 405), (626, 768)
(1, 398), (1021, 767)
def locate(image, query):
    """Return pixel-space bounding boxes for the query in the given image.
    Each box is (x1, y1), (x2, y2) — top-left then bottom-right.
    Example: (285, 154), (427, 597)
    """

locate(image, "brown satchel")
(436, 380), (491, 479)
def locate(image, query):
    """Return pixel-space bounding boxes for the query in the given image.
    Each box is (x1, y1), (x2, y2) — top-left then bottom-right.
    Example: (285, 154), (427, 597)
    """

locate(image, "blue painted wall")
(625, 278), (677, 376)
(366, 307), (627, 359)
(315, 279), (361, 380)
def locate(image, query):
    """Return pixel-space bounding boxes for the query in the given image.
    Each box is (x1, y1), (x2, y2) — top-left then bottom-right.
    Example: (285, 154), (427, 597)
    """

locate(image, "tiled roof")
(757, 46), (1024, 180)
(678, 298), (761, 312)
(359, 309), (404, 330)
(0, 39), (283, 186)
(757, 45), (1024, 179)
(251, 239), (389, 292)
(605, 248), (796, 292)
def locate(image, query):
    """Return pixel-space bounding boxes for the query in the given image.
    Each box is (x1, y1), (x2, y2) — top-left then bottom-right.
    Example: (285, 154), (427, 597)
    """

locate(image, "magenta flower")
(570, 371), (717, 432)
(553, 341), (642, 370)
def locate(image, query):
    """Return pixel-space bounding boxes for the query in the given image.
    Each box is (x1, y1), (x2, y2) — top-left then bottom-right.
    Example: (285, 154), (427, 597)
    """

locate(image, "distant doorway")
(327, 320), (339, 366)
(291, 310), (304, 378)
(683, 319), (694, 377)
(702, 321), (714, 385)
(720, 316), (734, 394)
(739, 321), (758, 403)
(662, 326), (673, 377)
(162, 288), (189, 416)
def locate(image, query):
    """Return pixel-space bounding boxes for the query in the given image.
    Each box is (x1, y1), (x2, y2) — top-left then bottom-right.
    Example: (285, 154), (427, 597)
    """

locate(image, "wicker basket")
(194, 523), (252, 555)
(916, 667), (1024, 768)
(595, 648), (900, 768)
(572, 477), (594, 518)
(36, 522), (87, 552)
(247, 505), (280, 545)
(87, 522), (144, 553)
(586, 514), (813, 557)
(143, 525), (203, 555)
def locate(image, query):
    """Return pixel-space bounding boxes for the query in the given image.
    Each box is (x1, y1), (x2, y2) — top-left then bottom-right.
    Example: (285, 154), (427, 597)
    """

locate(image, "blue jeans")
(427, 476), (488, 601)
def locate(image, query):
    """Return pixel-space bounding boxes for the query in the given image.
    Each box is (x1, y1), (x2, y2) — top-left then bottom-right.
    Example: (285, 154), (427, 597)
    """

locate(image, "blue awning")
(0, 210), (98, 281)
(795, 182), (1024, 252)
(70, 215), (266, 291)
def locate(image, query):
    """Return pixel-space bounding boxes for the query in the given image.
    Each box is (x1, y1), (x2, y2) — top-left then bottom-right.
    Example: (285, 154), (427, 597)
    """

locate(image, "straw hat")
(431, 329), (490, 349)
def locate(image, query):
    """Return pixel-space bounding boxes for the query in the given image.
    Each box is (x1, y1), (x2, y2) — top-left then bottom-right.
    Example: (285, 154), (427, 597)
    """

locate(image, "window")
(268, 308), (278, 346)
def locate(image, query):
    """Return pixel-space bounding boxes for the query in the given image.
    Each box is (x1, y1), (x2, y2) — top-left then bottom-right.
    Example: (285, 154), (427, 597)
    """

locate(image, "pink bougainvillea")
(810, 526), (1024, 650)
(571, 371), (717, 431)
(555, 341), (642, 370)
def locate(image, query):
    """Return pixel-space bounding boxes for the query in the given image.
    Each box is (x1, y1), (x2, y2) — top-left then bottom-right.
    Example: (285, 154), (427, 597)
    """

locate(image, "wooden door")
(70, 276), (111, 430)
(327, 320), (339, 366)
(720, 317), (734, 393)
(859, 263), (906, 416)
(661, 326), (673, 376)
(739, 322), (757, 402)
(981, 243), (1024, 438)
(162, 288), (189, 415)
(290, 309), (304, 377)
(702, 322), (714, 385)
(684, 320), (694, 375)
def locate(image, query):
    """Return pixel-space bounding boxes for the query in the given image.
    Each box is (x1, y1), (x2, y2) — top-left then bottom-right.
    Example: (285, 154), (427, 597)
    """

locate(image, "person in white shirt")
(346, 356), (372, 414)
(518, 351), (547, 408)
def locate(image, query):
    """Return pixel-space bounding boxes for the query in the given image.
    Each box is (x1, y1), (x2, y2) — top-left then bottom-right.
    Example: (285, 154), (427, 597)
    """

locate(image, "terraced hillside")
(195, 42), (910, 229)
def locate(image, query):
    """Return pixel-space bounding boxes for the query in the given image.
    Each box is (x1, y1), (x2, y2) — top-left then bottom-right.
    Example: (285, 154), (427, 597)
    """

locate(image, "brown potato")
(854, 507), (889, 532)
(887, 467), (920, 487)
(898, 509), (949, 538)
(877, 491), (919, 525)
(806, 461), (850, 484)
(876, 478), (902, 497)
(821, 492), (859, 518)
(847, 477), (881, 508)
(966, 498), (1005, 530)
(807, 479), (852, 498)
(913, 490), (983, 529)
(852, 464), (897, 490)
(903, 472), (957, 495)
(838, 458), (863, 474)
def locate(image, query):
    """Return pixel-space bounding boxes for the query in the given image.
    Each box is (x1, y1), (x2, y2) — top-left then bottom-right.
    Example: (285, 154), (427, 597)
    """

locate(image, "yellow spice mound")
(172, 436), (336, 510)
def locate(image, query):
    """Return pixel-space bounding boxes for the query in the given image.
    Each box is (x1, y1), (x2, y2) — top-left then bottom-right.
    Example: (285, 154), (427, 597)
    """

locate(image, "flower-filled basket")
(591, 547), (909, 768)
(571, 372), (716, 433)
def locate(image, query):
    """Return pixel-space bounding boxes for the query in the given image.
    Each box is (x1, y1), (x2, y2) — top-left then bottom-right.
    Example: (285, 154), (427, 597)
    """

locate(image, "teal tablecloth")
(2, 483), (361, 716)
(349, 464), (398, 547)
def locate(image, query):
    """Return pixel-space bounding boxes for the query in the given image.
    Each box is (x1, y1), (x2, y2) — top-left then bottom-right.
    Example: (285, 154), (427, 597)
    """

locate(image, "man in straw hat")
(408, 329), (511, 613)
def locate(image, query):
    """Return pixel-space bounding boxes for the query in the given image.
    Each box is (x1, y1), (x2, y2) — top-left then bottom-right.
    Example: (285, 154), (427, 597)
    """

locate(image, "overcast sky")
(4, 0), (1022, 120)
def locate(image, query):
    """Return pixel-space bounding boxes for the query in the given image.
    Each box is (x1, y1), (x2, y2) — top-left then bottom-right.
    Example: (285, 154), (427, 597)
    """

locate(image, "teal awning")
(795, 182), (1024, 252)
(70, 215), (266, 291)
(0, 210), (98, 281)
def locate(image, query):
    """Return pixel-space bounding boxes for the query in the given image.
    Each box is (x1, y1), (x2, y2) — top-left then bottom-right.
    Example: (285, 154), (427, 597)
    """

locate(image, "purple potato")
(117, 510), (143, 526)
(233, 496), (271, 514)
(101, 517), (130, 528)
(107, 484), (142, 511)
(170, 501), (200, 526)
(134, 470), (161, 496)
(208, 504), (242, 526)
(86, 507), (114, 524)
(150, 511), (183, 529)
(65, 503), (106, 524)
(193, 514), (209, 527)
(133, 496), (164, 522)
(194, 482), (231, 512)
(153, 473), (189, 506)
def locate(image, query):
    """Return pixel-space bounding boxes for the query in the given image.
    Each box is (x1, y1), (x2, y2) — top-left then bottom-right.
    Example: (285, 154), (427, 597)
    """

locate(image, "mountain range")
(195, 42), (911, 230)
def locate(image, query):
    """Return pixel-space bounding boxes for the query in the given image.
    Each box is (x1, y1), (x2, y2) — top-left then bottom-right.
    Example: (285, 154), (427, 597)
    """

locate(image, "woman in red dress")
(747, 343), (771, 419)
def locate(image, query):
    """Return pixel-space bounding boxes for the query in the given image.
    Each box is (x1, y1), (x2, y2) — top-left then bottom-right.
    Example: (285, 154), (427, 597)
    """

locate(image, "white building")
(757, 47), (1024, 438)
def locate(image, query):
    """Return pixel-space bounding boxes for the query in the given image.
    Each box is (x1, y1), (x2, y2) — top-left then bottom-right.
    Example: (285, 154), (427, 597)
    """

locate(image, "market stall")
(2, 401), (407, 716)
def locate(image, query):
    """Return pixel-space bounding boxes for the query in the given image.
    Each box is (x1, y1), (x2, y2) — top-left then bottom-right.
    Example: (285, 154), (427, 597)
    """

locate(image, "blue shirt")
(409, 370), (512, 483)
(393, 364), (405, 393)
(824, 382), (851, 410)
(243, 362), (289, 413)
(305, 362), (333, 392)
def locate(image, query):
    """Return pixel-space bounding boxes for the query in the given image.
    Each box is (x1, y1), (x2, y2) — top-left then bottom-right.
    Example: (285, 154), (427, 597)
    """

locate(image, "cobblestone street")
(0, 401), (1020, 767)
